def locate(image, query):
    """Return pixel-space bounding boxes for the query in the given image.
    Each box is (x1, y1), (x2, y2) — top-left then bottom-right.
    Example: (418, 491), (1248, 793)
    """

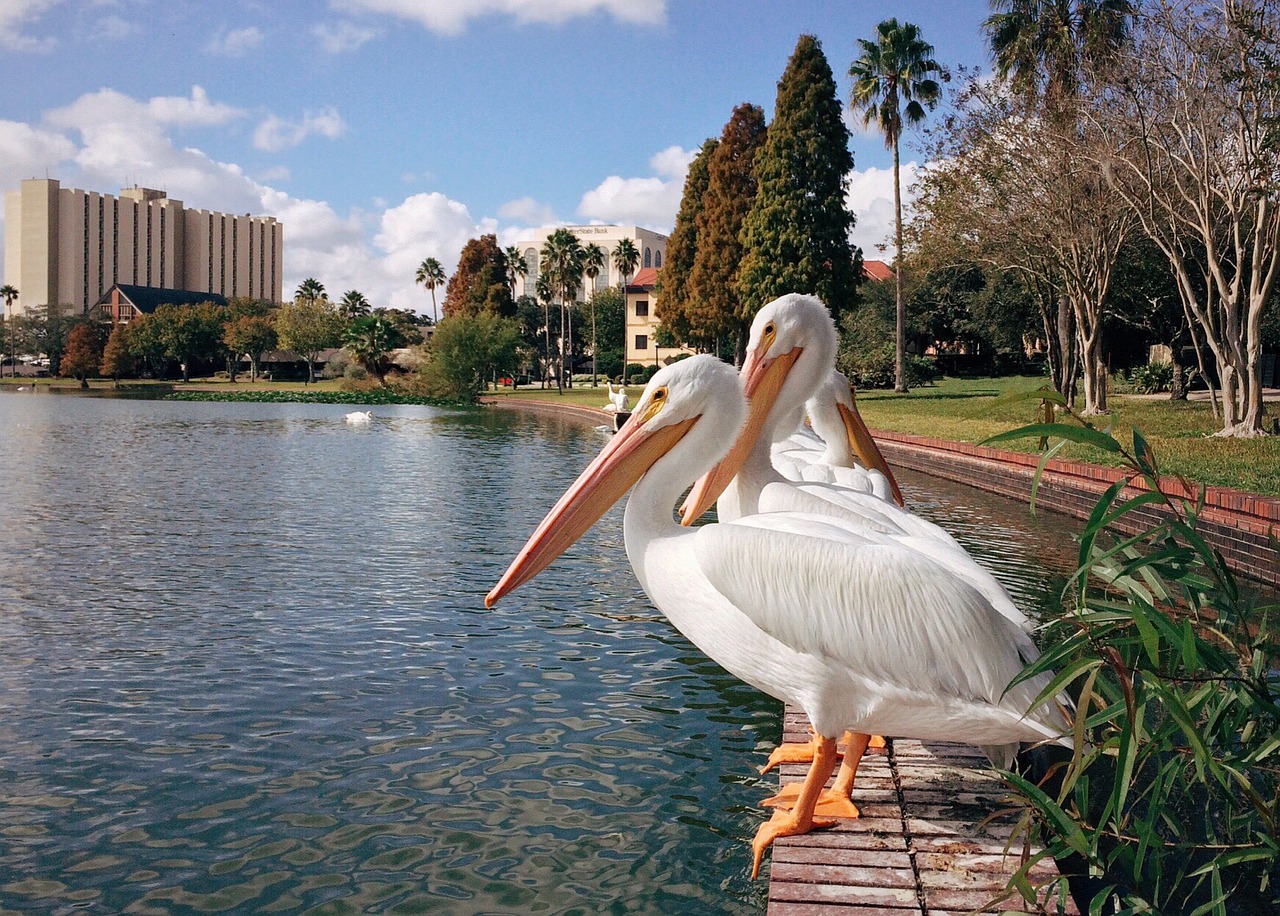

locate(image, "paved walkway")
(767, 708), (1079, 915)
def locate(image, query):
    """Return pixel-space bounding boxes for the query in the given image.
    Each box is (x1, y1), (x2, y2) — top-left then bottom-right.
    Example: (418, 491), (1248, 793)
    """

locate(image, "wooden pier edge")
(766, 707), (1080, 915)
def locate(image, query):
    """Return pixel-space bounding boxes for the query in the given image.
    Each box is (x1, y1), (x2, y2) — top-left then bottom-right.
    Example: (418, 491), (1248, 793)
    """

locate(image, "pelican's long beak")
(486, 413), (698, 607)
(679, 347), (801, 525)
(837, 400), (904, 507)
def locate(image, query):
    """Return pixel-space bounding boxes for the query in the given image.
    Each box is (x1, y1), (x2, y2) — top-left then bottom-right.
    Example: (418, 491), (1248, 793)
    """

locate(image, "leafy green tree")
(850, 18), (944, 392)
(612, 238), (640, 369)
(415, 257), (446, 324)
(295, 277), (326, 306)
(540, 228), (584, 393)
(535, 274), (556, 387)
(224, 314), (278, 382)
(154, 302), (227, 382)
(100, 323), (132, 387)
(985, 0), (1133, 106)
(372, 307), (424, 346)
(337, 290), (371, 322)
(276, 298), (342, 384)
(689, 103), (768, 361)
(442, 235), (514, 319)
(125, 313), (168, 378)
(589, 287), (626, 381)
(421, 312), (522, 401)
(13, 303), (73, 377)
(502, 245), (528, 304)
(60, 322), (103, 388)
(659, 137), (718, 351)
(582, 243), (607, 385)
(738, 35), (861, 333)
(0, 284), (17, 377)
(344, 314), (408, 385)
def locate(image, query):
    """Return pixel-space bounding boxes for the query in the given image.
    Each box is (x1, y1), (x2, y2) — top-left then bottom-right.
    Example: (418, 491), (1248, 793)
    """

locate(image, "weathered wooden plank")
(768, 710), (1080, 915)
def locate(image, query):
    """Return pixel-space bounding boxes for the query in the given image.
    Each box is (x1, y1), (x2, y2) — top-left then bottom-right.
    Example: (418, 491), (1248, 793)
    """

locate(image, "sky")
(0, 0), (995, 315)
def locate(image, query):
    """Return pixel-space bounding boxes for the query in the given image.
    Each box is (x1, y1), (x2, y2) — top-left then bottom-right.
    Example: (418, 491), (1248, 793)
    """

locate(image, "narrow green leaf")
(982, 422), (1123, 453)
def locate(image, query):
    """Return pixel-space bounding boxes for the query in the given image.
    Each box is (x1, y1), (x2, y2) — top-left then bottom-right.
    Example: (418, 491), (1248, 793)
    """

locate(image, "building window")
(654, 250), (662, 269)
(523, 248), (537, 297)
(594, 267), (608, 291)
(644, 247), (652, 268)
(635, 300), (649, 317)
(635, 334), (648, 351)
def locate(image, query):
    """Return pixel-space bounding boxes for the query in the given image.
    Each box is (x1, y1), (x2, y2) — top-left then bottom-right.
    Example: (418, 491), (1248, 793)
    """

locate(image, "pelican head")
(808, 370), (904, 506)
(680, 294), (839, 524)
(487, 355), (746, 607)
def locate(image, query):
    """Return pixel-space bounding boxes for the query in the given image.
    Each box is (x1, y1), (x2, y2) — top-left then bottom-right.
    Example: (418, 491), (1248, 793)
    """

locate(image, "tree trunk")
(591, 299), (598, 387)
(556, 299), (565, 395)
(1169, 355), (1188, 401)
(79, 376), (88, 389)
(892, 137), (907, 394)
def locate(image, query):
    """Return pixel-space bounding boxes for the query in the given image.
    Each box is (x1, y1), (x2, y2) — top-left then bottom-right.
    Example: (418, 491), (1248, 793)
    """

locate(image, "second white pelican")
(488, 355), (1069, 877)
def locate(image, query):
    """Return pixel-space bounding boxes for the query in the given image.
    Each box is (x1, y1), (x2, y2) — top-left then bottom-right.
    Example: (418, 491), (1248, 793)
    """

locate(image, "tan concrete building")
(3, 178), (283, 316)
(623, 266), (694, 369)
(512, 224), (668, 299)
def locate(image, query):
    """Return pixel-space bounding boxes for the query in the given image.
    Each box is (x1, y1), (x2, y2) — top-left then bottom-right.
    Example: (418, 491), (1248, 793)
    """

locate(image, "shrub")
(344, 363), (368, 381)
(985, 397), (1279, 915)
(840, 343), (938, 389)
(1128, 361), (1174, 394)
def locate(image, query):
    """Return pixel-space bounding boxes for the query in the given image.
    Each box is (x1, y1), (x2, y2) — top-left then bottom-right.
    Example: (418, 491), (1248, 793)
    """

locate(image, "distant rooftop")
(863, 259), (894, 282)
(97, 284), (229, 314)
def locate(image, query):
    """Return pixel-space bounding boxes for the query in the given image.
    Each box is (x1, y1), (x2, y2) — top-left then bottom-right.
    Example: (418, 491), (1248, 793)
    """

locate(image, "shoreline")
(483, 395), (1279, 588)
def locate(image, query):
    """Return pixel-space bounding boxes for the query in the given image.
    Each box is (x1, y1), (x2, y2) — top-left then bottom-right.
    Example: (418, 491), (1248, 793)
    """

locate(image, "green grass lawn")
(492, 375), (1280, 498)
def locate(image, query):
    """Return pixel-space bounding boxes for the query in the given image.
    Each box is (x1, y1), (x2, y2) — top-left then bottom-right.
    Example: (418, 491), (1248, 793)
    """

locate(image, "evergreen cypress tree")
(689, 103), (767, 359)
(658, 137), (718, 349)
(737, 34), (861, 343)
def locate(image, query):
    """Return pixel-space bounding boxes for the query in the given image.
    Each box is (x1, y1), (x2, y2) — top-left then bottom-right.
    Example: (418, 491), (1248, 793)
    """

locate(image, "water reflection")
(0, 393), (1073, 914)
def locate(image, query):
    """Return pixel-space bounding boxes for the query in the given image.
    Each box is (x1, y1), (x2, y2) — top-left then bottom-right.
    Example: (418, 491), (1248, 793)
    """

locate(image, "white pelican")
(680, 295), (1038, 812)
(344, 410), (373, 425)
(487, 355), (1070, 877)
(771, 369), (902, 506)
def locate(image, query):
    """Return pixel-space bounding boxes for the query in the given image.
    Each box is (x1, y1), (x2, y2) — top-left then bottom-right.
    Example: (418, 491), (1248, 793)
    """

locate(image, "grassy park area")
(491, 375), (1280, 498)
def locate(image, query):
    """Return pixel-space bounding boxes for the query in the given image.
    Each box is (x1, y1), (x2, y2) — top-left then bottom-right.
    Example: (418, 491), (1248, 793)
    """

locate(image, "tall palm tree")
(502, 245), (528, 304)
(984, 0), (1132, 106)
(535, 274), (556, 389)
(850, 18), (943, 394)
(337, 290), (371, 323)
(415, 257), (446, 325)
(612, 239), (640, 377)
(540, 229), (584, 394)
(0, 284), (17, 378)
(581, 243), (606, 386)
(295, 277), (326, 306)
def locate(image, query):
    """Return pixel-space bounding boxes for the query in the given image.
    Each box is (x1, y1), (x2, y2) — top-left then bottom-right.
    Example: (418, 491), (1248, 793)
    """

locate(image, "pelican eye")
(638, 386), (668, 424)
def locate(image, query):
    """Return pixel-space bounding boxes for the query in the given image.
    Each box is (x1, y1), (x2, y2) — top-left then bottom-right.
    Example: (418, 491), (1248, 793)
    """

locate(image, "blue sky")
(0, 0), (993, 313)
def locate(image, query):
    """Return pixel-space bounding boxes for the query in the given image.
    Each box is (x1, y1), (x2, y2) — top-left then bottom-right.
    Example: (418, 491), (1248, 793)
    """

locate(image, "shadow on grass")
(859, 388), (1002, 402)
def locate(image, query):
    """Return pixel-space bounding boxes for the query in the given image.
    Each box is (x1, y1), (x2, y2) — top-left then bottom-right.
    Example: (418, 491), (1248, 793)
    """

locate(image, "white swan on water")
(344, 410), (373, 425)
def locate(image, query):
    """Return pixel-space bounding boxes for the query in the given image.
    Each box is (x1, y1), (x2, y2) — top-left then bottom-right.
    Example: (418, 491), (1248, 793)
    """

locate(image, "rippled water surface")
(0, 392), (1077, 914)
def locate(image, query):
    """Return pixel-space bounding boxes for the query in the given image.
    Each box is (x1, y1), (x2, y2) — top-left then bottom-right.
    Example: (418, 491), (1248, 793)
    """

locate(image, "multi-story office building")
(3, 178), (283, 315)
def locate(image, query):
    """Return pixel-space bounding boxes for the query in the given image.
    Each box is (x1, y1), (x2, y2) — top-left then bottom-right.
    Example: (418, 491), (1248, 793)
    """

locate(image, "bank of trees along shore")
(909, 0), (1279, 437)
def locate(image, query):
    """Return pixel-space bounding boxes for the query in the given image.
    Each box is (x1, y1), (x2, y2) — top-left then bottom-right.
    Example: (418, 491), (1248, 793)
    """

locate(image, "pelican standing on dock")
(488, 355), (1070, 877)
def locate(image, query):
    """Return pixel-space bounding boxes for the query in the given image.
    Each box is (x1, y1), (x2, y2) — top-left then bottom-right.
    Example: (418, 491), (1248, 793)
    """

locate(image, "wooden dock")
(767, 708), (1079, 915)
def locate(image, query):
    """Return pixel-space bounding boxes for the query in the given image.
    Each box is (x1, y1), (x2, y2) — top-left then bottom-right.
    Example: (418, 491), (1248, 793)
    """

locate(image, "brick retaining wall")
(875, 431), (1280, 589)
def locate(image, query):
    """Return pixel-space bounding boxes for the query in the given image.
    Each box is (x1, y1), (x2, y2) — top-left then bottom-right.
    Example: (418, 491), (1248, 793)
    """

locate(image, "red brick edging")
(875, 430), (1280, 589)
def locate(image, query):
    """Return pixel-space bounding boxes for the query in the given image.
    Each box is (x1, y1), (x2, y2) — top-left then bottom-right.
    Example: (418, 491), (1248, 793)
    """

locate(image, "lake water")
(0, 392), (1077, 914)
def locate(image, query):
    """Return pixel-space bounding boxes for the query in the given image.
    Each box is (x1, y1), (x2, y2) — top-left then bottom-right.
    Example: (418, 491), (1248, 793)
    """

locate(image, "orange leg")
(762, 731), (870, 820)
(751, 735), (839, 879)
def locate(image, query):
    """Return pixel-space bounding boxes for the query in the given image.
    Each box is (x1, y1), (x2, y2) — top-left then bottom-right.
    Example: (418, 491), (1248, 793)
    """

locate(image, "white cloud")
(497, 196), (556, 225)
(206, 26), (264, 57)
(48, 86), (245, 132)
(576, 145), (692, 230)
(332, 0), (665, 36)
(0, 0), (63, 51)
(313, 19), (380, 53)
(253, 107), (346, 153)
(97, 15), (138, 41)
(374, 192), (495, 311)
(0, 120), (77, 187)
(845, 162), (920, 258)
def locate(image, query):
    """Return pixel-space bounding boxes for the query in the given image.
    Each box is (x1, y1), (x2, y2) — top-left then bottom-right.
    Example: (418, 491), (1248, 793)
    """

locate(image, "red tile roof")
(626, 267), (659, 290)
(863, 259), (895, 282)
